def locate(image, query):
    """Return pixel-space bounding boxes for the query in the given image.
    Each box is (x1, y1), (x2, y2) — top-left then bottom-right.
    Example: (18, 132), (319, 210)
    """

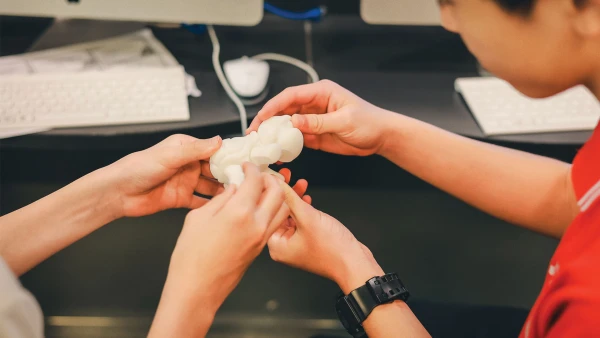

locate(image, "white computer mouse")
(223, 56), (269, 98)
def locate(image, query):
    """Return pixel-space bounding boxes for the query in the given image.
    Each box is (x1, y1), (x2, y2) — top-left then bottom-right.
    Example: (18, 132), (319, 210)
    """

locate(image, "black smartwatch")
(335, 273), (409, 338)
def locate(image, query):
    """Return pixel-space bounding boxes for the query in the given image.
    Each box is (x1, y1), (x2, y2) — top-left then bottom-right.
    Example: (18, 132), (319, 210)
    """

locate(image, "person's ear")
(573, 0), (600, 38)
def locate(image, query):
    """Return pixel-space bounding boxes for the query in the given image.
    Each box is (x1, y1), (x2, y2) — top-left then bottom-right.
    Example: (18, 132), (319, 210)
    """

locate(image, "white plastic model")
(210, 115), (304, 186)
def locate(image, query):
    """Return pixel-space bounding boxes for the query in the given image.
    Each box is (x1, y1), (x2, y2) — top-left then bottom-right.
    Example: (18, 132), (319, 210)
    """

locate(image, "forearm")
(148, 289), (216, 338)
(379, 113), (579, 238)
(337, 260), (430, 338)
(149, 259), (235, 338)
(0, 168), (120, 275)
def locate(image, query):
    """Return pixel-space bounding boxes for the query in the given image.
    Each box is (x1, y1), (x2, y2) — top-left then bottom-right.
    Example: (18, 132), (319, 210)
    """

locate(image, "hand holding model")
(210, 115), (304, 187)
(248, 80), (397, 157)
(149, 163), (290, 338)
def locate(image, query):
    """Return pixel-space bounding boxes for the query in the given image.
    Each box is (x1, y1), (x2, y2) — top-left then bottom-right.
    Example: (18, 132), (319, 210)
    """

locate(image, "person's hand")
(279, 168), (310, 202)
(149, 163), (289, 338)
(248, 80), (395, 157)
(267, 183), (384, 294)
(104, 134), (311, 219)
(103, 134), (223, 218)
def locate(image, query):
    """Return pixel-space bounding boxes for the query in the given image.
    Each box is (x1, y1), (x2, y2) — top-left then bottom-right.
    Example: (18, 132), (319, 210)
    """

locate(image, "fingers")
(195, 177), (222, 197)
(267, 219), (297, 265)
(279, 182), (313, 225)
(200, 161), (215, 179)
(188, 195), (210, 209)
(279, 168), (291, 184)
(270, 223), (294, 241)
(302, 195), (312, 205)
(157, 135), (222, 169)
(230, 163), (264, 207)
(269, 221), (296, 245)
(256, 175), (286, 233)
(292, 179), (308, 198)
(279, 170), (308, 199)
(266, 203), (290, 240)
(302, 134), (321, 150)
(291, 112), (346, 135)
(267, 220), (296, 257)
(215, 185), (226, 195)
(249, 81), (334, 132)
(195, 184), (236, 215)
(277, 168), (307, 196)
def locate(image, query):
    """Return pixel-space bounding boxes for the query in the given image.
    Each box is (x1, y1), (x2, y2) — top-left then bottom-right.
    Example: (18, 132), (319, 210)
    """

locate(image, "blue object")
(263, 3), (325, 21)
(181, 23), (207, 35)
(181, 3), (324, 35)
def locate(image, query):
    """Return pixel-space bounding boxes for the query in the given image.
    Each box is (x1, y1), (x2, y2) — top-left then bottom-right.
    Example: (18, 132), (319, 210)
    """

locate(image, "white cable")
(207, 25), (248, 134)
(252, 53), (320, 83)
(240, 88), (270, 106)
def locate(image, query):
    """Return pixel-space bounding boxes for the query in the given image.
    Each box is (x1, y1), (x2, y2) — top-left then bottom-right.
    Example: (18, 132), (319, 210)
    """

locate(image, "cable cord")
(240, 88), (270, 107)
(263, 3), (324, 21)
(251, 53), (319, 83)
(207, 25), (248, 134)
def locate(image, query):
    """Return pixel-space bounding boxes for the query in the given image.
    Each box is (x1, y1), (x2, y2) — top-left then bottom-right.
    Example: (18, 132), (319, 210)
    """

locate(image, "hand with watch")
(268, 184), (431, 338)
(336, 273), (410, 337)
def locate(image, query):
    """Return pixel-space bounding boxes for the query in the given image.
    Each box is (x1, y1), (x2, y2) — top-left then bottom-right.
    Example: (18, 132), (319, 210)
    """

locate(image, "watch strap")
(349, 284), (379, 321)
(336, 273), (409, 338)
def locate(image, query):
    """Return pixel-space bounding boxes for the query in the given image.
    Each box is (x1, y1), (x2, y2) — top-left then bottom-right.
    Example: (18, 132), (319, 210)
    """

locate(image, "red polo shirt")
(520, 124), (600, 338)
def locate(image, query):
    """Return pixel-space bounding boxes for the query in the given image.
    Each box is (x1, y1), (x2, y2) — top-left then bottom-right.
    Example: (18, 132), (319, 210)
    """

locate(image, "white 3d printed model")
(210, 115), (304, 186)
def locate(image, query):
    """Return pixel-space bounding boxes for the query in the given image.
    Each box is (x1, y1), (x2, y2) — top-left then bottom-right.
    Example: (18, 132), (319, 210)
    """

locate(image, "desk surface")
(0, 15), (592, 148)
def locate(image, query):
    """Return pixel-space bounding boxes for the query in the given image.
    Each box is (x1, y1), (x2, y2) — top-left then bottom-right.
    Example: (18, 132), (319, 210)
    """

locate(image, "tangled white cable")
(209, 116), (304, 187)
(207, 25), (319, 135)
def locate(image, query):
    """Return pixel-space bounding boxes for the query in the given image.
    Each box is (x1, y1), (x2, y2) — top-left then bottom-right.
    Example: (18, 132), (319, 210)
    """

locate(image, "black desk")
(0, 15), (592, 150)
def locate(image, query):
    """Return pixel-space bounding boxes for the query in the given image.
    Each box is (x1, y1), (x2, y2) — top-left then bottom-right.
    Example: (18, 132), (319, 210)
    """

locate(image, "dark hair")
(493, 0), (586, 14)
(493, 0), (534, 14)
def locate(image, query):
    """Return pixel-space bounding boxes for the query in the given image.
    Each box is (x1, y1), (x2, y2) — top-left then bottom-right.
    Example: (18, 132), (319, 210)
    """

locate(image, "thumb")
(279, 182), (316, 227)
(159, 136), (222, 168)
(291, 110), (347, 135)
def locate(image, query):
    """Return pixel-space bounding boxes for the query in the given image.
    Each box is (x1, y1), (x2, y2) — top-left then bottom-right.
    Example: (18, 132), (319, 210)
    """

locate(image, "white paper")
(0, 29), (200, 139)
(0, 29), (180, 76)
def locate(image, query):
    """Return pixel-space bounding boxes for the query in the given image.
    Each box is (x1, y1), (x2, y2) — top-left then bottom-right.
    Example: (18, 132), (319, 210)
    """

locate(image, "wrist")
(90, 164), (127, 220)
(376, 111), (413, 159)
(152, 270), (224, 337)
(335, 251), (385, 294)
(162, 250), (239, 318)
(59, 166), (123, 227)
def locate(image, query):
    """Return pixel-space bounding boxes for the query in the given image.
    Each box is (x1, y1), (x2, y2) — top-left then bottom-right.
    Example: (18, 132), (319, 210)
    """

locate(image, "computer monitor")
(0, 0), (264, 26)
(360, 0), (440, 26)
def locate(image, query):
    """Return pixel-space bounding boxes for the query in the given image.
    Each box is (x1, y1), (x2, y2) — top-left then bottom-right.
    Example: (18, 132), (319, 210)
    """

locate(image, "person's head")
(438, 0), (600, 98)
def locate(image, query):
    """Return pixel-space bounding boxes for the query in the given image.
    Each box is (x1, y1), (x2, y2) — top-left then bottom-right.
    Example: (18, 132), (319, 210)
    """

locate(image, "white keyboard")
(455, 77), (600, 135)
(0, 67), (190, 129)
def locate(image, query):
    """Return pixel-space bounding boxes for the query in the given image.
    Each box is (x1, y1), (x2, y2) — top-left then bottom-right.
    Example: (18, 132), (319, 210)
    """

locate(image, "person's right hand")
(248, 80), (395, 157)
(149, 163), (288, 338)
(267, 183), (384, 294)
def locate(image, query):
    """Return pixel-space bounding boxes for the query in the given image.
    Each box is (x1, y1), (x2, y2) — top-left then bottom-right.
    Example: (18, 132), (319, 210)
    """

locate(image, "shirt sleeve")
(0, 257), (44, 338)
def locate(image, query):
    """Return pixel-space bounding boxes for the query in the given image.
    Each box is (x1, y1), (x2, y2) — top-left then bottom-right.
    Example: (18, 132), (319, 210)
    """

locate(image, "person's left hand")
(104, 134), (223, 218)
(268, 183), (382, 294)
(103, 134), (311, 219)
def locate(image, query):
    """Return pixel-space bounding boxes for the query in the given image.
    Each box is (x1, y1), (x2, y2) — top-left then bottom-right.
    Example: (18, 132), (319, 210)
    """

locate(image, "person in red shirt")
(250, 0), (600, 337)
